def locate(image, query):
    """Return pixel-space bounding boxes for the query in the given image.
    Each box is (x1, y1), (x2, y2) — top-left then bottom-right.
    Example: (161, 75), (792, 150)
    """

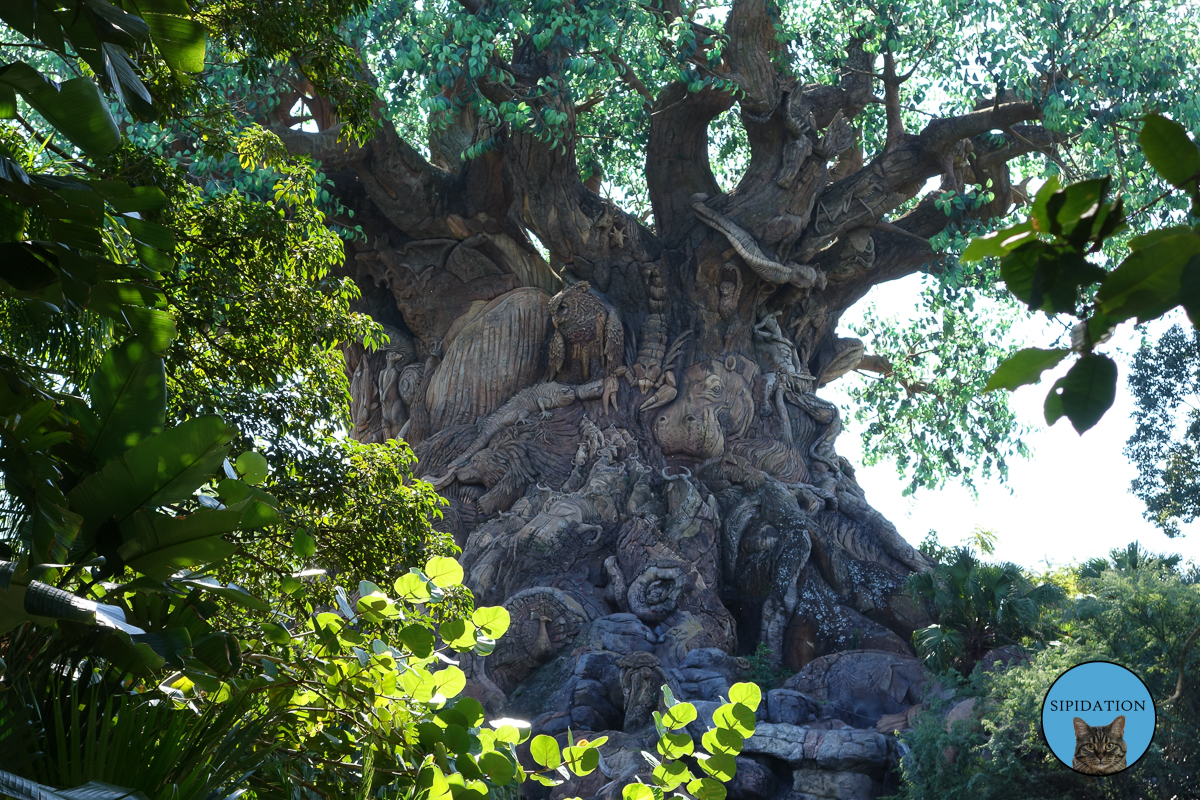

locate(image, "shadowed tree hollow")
(276, 0), (1196, 747)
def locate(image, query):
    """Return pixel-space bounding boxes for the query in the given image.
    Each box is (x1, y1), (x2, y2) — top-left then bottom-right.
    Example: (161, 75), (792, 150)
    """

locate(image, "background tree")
(1125, 324), (1200, 537)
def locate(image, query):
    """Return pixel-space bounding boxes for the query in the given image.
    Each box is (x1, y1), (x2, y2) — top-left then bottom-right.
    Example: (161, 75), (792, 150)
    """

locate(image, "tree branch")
(278, 120), (460, 238)
(856, 354), (931, 395)
(608, 52), (653, 104)
(1158, 619), (1200, 706)
(646, 82), (735, 244)
(723, 0), (783, 117)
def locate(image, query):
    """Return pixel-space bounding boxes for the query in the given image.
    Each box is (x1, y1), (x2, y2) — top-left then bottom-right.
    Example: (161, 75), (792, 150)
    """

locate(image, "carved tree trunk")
(282, 0), (1049, 768)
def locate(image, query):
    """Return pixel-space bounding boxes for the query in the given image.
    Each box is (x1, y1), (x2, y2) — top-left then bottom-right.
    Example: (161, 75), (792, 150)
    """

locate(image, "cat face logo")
(1072, 715), (1127, 775)
(1041, 661), (1155, 776)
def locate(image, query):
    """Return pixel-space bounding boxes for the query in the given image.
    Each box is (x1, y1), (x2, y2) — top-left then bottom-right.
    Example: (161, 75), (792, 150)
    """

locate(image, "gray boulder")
(784, 650), (928, 728)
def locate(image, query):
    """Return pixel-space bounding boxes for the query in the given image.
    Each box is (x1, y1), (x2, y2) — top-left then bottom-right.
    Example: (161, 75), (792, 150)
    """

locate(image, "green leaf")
(984, 348), (1070, 392)
(134, 0), (208, 72)
(67, 416), (237, 543)
(234, 451), (269, 484)
(441, 618), (477, 650)
(657, 732), (694, 759)
(395, 572), (431, 603)
(192, 631), (240, 676)
(82, 339), (167, 465)
(652, 760), (692, 791)
(398, 624), (435, 657)
(432, 666), (466, 699)
(455, 697), (486, 728)
(0, 63), (120, 157)
(960, 220), (1035, 262)
(1028, 175), (1062, 233)
(425, 555), (464, 588)
(1097, 232), (1200, 322)
(701, 727), (744, 756)
(623, 785), (655, 800)
(261, 621), (291, 644)
(728, 682), (762, 712)
(472, 605), (510, 638)
(696, 751), (737, 782)
(292, 530), (316, 559)
(687, 778), (728, 800)
(476, 752), (514, 786)
(1058, 354), (1118, 433)
(117, 499), (278, 579)
(563, 745), (600, 776)
(662, 701), (697, 730)
(1044, 377), (1066, 426)
(1140, 114), (1200, 195)
(712, 702), (756, 737)
(531, 734), (562, 768)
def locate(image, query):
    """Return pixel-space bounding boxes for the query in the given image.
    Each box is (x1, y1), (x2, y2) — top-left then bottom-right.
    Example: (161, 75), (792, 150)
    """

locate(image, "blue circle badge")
(1041, 661), (1156, 775)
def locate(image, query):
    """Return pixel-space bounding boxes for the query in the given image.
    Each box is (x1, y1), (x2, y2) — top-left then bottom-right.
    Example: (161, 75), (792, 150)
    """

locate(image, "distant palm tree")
(1079, 541), (1183, 580)
(908, 547), (1066, 674)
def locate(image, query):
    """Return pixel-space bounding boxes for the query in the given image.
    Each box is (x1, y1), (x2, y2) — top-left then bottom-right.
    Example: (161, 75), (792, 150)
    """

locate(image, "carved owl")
(546, 282), (624, 411)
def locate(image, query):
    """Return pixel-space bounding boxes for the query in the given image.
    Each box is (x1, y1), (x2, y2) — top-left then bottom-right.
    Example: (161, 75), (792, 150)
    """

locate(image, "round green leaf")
(623, 784), (655, 800)
(432, 666), (466, 700)
(279, 576), (302, 595)
(702, 727), (744, 756)
(425, 556), (464, 588)
(454, 697), (486, 728)
(235, 451), (269, 484)
(395, 572), (431, 604)
(728, 682), (762, 712)
(652, 760), (692, 790)
(712, 702), (756, 737)
(697, 751), (737, 782)
(261, 621), (290, 644)
(441, 618), (477, 650)
(530, 734), (562, 768)
(292, 529), (316, 559)
(687, 778), (728, 800)
(216, 478), (250, 503)
(657, 731), (694, 759)
(472, 606), (511, 638)
(662, 701), (697, 730)
(398, 624), (435, 658)
(444, 723), (471, 755)
(563, 745), (600, 776)
(477, 751), (515, 786)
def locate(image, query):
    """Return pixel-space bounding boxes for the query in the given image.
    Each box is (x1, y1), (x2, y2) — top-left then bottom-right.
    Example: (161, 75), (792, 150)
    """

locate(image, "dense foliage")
(908, 545), (1065, 674)
(894, 546), (1200, 800)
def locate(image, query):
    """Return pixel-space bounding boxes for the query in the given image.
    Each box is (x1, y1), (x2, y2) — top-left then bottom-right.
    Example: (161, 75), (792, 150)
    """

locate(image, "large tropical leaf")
(67, 416), (236, 545)
(80, 339), (167, 466)
(131, 0), (207, 73)
(0, 562), (144, 636)
(0, 771), (147, 800)
(116, 498), (278, 580)
(0, 63), (120, 158)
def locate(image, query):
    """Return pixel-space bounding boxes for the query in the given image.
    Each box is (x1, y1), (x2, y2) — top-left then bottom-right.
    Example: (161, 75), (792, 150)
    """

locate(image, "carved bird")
(546, 281), (624, 413)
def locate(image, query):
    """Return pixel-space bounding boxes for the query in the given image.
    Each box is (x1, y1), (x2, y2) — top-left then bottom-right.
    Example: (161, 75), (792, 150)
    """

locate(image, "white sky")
(826, 274), (1200, 572)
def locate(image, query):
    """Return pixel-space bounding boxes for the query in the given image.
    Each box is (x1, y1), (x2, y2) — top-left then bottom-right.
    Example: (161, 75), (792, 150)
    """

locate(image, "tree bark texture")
(285, 18), (1046, 790)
